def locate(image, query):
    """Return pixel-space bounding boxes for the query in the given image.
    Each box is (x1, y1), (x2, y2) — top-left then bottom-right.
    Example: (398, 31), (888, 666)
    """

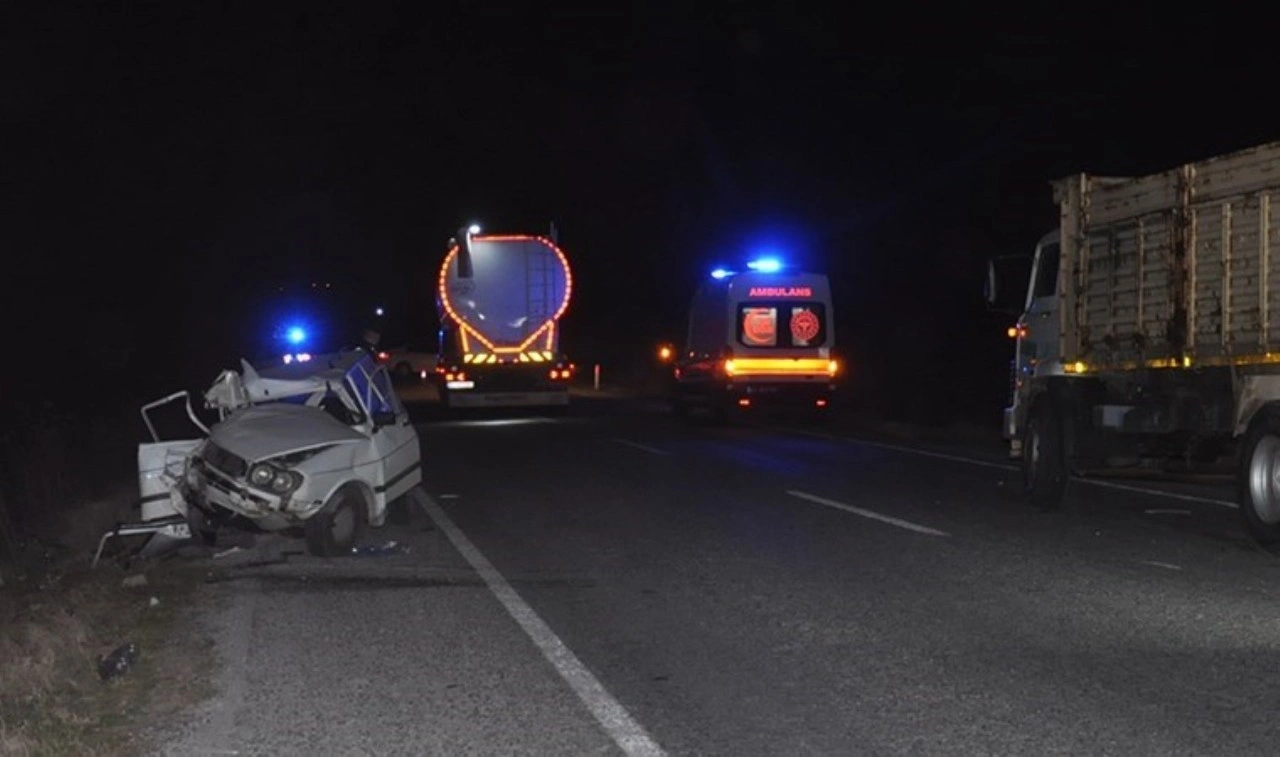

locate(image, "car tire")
(388, 484), (425, 526)
(305, 487), (367, 557)
(186, 503), (218, 546)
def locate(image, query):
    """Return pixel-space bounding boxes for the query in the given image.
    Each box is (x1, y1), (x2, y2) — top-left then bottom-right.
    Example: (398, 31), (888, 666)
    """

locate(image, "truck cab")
(1001, 231), (1064, 457)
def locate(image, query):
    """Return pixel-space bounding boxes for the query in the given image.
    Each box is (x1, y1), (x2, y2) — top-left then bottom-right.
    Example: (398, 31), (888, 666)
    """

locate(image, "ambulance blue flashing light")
(285, 326), (308, 345)
(746, 257), (782, 273)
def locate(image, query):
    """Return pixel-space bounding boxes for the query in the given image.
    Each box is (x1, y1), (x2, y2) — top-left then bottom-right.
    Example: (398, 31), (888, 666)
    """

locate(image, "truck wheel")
(1023, 401), (1068, 510)
(1240, 415), (1280, 549)
(305, 487), (366, 557)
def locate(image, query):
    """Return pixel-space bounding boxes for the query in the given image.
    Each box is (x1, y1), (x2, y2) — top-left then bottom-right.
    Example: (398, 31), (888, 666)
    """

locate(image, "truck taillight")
(827, 360), (838, 376)
(723, 359), (736, 376)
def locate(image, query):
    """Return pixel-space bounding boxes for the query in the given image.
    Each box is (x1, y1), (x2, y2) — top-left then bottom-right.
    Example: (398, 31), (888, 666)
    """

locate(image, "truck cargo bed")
(1058, 141), (1280, 368)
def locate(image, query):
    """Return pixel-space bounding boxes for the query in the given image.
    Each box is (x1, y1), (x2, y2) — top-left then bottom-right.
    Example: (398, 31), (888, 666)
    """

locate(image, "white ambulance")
(671, 259), (839, 418)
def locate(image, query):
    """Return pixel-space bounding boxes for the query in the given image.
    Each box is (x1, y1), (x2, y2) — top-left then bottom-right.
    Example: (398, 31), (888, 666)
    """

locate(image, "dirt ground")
(0, 550), (215, 756)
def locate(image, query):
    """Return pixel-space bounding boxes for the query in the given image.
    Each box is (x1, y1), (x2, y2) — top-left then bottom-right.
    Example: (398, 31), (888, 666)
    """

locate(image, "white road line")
(758, 423), (1016, 471)
(761, 423), (1240, 509)
(422, 497), (666, 757)
(1136, 560), (1183, 571)
(1078, 478), (1237, 509)
(787, 490), (950, 537)
(613, 438), (670, 456)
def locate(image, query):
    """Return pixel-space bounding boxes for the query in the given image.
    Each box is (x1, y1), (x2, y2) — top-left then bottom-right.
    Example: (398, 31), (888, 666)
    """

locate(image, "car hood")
(209, 403), (366, 463)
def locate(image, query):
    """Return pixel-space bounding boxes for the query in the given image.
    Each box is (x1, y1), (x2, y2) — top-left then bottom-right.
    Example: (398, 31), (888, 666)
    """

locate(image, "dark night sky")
(6, 3), (1279, 419)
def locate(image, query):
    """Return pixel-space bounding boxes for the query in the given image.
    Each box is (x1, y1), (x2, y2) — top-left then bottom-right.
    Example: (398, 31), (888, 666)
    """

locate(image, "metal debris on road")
(352, 540), (410, 557)
(98, 642), (138, 681)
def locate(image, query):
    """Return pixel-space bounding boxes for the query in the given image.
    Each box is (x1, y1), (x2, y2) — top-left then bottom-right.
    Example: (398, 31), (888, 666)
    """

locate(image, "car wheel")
(305, 487), (367, 557)
(185, 503), (218, 546)
(388, 484), (426, 526)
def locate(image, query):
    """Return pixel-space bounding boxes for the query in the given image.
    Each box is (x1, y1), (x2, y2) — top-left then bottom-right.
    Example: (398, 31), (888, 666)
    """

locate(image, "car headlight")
(248, 463), (275, 487)
(269, 469), (302, 494)
(247, 463), (303, 495)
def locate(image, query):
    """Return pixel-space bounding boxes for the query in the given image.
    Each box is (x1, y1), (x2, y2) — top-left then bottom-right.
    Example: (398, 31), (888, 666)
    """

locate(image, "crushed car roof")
(240, 351), (374, 402)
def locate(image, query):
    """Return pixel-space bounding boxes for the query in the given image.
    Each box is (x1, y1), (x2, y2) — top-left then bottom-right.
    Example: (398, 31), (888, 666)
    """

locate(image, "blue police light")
(711, 268), (733, 280)
(746, 257), (782, 273)
(285, 326), (307, 345)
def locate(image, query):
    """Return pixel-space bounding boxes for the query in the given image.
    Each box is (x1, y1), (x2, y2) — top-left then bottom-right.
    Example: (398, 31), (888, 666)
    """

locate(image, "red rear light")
(737, 398), (751, 407)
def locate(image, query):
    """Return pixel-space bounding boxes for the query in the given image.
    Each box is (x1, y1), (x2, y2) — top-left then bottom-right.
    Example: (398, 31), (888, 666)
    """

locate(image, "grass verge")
(0, 560), (213, 756)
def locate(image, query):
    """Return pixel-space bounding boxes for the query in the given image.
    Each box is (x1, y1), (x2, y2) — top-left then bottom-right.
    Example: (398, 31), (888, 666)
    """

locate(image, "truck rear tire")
(1239, 414), (1280, 549)
(1023, 401), (1068, 510)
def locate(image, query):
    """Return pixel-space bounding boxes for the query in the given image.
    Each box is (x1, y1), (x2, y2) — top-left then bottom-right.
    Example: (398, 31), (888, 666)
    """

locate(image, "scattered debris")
(214, 546), (245, 559)
(122, 574), (147, 588)
(149, 596), (161, 607)
(352, 540), (410, 557)
(98, 641), (139, 681)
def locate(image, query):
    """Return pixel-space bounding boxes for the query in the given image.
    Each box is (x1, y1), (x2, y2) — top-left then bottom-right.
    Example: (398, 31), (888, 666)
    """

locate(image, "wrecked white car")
(126, 351), (422, 558)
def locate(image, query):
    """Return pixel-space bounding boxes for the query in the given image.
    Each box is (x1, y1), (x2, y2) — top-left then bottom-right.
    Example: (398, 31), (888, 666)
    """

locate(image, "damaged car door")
(344, 358), (422, 515)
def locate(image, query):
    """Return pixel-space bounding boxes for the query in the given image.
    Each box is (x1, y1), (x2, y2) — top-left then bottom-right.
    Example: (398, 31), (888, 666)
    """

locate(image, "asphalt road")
(153, 394), (1280, 756)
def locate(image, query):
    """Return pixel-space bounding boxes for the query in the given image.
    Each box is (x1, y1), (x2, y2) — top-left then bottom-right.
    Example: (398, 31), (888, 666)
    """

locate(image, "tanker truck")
(987, 141), (1280, 548)
(434, 226), (575, 409)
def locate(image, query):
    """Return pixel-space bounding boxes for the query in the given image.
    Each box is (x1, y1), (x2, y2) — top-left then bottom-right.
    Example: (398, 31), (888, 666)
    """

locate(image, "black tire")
(1239, 413), (1280, 549)
(1023, 400), (1068, 510)
(388, 484), (426, 526)
(185, 503), (218, 546)
(305, 487), (367, 557)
